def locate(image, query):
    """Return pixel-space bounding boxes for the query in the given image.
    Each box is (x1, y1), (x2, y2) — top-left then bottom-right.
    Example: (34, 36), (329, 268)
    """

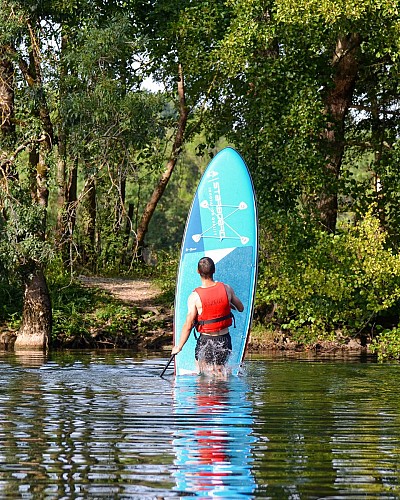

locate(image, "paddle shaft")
(160, 354), (175, 377)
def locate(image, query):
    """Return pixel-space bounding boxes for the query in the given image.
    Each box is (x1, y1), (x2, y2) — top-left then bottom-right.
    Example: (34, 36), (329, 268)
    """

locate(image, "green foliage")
(0, 277), (23, 324)
(3, 0), (400, 359)
(48, 271), (141, 345)
(1, 181), (53, 272)
(370, 327), (400, 362)
(152, 247), (180, 304)
(206, 0), (400, 231)
(257, 207), (400, 344)
(145, 140), (211, 250)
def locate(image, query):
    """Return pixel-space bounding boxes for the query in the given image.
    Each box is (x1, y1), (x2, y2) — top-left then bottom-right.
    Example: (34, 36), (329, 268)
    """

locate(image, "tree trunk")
(15, 22), (54, 350)
(115, 171), (126, 232)
(15, 269), (52, 350)
(318, 33), (361, 232)
(125, 202), (134, 236)
(135, 63), (189, 254)
(83, 177), (97, 270)
(65, 159), (78, 271)
(0, 47), (15, 138)
(56, 33), (68, 245)
(0, 48), (15, 216)
(56, 140), (67, 225)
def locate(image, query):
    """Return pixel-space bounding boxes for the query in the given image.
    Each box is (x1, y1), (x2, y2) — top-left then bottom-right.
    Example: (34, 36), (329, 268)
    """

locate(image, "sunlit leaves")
(275, 0), (399, 25)
(257, 207), (400, 343)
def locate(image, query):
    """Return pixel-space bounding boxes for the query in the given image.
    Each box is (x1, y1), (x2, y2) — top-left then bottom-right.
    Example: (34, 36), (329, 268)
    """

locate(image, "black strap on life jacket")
(192, 312), (236, 340)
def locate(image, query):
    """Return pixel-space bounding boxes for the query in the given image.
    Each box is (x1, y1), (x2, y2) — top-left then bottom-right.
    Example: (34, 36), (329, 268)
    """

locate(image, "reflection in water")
(172, 376), (256, 498)
(13, 350), (48, 367)
(250, 359), (400, 498)
(0, 352), (178, 498)
(0, 352), (399, 498)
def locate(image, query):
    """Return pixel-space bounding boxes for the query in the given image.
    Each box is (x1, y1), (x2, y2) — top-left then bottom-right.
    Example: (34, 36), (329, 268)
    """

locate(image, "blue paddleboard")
(174, 147), (258, 375)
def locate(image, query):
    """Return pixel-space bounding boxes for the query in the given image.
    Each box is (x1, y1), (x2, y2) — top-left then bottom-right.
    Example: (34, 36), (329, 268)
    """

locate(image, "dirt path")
(78, 276), (166, 311)
(78, 276), (173, 350)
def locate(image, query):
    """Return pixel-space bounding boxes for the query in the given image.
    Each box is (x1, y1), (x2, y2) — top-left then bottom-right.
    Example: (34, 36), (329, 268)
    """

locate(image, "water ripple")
(0, 353), (397, 498)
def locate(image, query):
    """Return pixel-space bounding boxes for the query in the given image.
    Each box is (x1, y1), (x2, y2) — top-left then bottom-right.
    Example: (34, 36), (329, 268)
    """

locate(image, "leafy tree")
(2, 0), (400, 357)
(130, 0), (234, 252)
(205, 0), (400, 233)
(0, 0), (168, 345)
(1, 0), (55, 348)
(55, 12), (169, 269)
(257, 207), (400, 344)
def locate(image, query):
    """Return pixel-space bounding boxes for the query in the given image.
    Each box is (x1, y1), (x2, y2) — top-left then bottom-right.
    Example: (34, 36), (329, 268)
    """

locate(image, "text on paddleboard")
(208, 172), (226, 241)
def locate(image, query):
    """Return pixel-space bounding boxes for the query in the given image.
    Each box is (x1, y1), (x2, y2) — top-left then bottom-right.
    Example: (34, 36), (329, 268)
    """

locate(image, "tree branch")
(135, 62), (189, 253)
(1, 135), (47, 171)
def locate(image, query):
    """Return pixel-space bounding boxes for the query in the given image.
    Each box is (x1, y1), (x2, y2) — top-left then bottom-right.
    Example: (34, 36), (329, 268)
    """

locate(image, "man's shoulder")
(223, 283), (233, 293)
(188, 290), (201, 302)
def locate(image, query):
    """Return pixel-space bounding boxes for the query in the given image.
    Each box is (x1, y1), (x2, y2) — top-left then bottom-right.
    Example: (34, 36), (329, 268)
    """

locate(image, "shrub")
(370, 327), (400, 361)
(152, 246), (179, 304)
(256, 207), (400, 345)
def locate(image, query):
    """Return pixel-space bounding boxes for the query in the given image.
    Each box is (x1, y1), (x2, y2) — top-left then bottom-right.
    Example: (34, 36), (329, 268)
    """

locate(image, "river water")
(0, 350), (399, 499)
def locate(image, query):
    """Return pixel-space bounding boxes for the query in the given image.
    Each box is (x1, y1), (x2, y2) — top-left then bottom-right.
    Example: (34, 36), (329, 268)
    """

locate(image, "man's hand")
(171, 345), (181, 355)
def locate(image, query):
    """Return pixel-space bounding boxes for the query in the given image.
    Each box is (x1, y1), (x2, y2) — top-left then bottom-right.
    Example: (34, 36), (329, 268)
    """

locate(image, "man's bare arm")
(171, 293), (198, 354)
(225, 284), (244, 312)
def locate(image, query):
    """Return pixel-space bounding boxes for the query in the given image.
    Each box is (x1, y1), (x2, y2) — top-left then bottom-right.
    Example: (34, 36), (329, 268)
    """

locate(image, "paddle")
(160, 353), (175, 378)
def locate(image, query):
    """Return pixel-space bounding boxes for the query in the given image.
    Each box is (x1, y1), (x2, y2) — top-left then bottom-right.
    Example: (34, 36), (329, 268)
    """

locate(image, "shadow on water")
(172, 375), (256, 498)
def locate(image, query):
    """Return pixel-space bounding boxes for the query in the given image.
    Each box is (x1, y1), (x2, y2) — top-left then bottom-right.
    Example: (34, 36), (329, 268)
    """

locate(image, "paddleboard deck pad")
(174, 147), (258, 376)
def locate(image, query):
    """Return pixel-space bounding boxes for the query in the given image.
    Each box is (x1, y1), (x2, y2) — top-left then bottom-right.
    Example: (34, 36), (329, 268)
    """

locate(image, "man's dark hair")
(198, 257), (215, 278)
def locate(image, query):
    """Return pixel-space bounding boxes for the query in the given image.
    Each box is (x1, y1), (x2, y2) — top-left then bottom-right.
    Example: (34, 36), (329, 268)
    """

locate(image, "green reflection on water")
(248, 358), (400, 498)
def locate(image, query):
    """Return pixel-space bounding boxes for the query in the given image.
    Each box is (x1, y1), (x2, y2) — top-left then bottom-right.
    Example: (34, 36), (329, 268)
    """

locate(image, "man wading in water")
(171, 257), (244, 376)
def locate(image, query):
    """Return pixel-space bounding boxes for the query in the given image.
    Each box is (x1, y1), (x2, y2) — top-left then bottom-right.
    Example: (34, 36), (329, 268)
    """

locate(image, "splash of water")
(197, 337), (232, 378)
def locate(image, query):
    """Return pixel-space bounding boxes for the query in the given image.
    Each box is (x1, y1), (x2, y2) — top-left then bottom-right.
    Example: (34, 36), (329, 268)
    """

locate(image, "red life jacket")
(195, 282), (233, 333)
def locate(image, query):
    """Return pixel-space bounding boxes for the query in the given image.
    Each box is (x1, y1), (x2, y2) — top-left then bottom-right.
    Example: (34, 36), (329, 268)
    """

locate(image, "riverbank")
(0, 276), (372, 355)
(76, 277), (371, 355)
